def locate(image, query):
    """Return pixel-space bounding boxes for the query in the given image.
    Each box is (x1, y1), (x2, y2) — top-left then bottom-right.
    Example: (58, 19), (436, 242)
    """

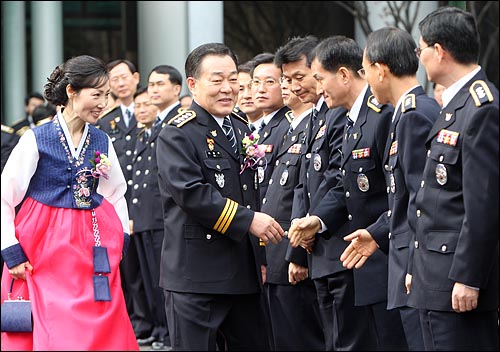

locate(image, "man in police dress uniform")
(408, 8), (498, 350)
(275, 35), (366, 351)
(97, 59), (152, 340)
(156, 42), (284, 351)
(260, 77), (324, 350)
(339, 28), (440, 351)
(289, 35), (408, 350)
(249, 53), (291, 201)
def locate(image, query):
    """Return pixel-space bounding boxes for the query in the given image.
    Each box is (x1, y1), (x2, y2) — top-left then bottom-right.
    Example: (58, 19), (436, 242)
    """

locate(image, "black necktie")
(125, 109), (132, 128)
(154, 115), (162, 128)
(311, 109), (318, 124)
(345, 115), (354, 139)
(222, 117), (238, 154)
(249, 124), (256, 132)
(258, 121), (266, 133)
(287, 125), (294, 136)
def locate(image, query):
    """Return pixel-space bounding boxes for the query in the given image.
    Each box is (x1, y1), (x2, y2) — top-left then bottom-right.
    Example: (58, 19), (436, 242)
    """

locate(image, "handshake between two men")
(287, 215), (379, 269)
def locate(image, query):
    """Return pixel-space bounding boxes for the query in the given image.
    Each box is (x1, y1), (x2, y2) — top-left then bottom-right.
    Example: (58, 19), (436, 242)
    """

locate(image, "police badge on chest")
(215, 173), (225, 188)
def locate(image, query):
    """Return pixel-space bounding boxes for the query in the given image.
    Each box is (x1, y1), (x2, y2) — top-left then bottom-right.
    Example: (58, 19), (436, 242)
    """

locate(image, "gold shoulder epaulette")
(285, 110), (294, 123)
(1, 124), (14, 133)
(231, 111), (248, 125)
(167, 109), (196, 127)
(401, 93), (416, 113)
(233, 106), (242, 114)
(367, 95), (383, 113)
(469, 80), (494, 107)
(99, 105), (119, 119)
(177, 107), (187, 114)
(15, 126), (30, 137)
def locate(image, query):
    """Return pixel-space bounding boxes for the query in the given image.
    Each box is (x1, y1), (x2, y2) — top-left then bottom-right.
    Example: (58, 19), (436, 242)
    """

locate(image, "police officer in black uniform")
(409, 7), (499, 351)
(156, 42), (284, 351)
(290, 35), (408, 350)
(248, 53), (291, 202)
(97, 59), (152, 341)
(276, 35), (370, 351)
(339, 27), (440, 351)
(10, 92), (45, 137)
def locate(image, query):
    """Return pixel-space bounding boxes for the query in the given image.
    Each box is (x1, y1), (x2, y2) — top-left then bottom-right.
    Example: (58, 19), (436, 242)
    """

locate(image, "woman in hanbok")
(1, 55), (139, 351)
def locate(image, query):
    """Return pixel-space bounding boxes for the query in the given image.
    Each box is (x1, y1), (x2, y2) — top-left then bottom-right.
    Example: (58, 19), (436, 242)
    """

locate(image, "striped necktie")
(222, 117), (238, 155)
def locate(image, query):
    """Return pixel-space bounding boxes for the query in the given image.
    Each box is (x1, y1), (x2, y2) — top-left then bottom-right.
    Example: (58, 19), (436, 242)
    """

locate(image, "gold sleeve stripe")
(220, 201), (238, 234)
(214, 199), (237, 234)
(259, 239), (266, 246)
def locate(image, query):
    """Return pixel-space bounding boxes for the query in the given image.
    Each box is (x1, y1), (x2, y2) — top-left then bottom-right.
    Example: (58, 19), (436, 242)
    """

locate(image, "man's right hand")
(249, 212), (285, 245)
(340, 229), (377, 269)
(288, 216), (321, 248)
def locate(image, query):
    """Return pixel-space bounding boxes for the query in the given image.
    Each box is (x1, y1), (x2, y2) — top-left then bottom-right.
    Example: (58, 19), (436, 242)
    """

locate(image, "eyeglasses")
(250, 78), (279, 88)
(357, 62), (376, 78)
(415, 44), (434, 58)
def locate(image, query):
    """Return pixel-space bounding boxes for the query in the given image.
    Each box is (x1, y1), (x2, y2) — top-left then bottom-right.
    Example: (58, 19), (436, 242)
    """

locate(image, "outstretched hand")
(288, 216), (321, 248)
(340, 229), (377, 269)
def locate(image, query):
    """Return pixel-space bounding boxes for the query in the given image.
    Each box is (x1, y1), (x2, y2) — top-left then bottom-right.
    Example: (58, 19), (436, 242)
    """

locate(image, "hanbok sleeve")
(96, 135), (129, 234)
(1, 130), (39, 250)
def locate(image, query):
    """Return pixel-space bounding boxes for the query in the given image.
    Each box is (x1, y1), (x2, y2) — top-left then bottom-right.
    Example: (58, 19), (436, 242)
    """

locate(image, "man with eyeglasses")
(288, 35), (408, 351)
(408, 7), (498, 351)
(97, 59), (153, 344)
(338, 27), (440, 351)
(254, 51), (323, 350)
(249, 52), (291, 202)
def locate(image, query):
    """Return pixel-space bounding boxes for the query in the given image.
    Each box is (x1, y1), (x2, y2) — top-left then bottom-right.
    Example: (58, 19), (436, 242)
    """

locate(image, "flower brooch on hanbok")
(90, 150), (112, 179)
(74, 151), (112, 208)
(240, 132), (267, 174)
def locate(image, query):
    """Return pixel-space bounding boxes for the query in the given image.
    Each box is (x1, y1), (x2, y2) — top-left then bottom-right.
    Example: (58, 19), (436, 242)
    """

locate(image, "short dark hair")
(419, 6), (480, 64)
(44, 55), (109, 106)
(249, 52), (275, 76)
(32, 103), (57, 124)
(365, 27), (419, 77)
(148, 65), (183, 87)
(107, 59), (138, 74)
(185, 43), (238, 79)
(311, 35), (363, 75)
(25, 92), (44, 106)
(134, 86), (148, 99)
(274, 35), (319, 68)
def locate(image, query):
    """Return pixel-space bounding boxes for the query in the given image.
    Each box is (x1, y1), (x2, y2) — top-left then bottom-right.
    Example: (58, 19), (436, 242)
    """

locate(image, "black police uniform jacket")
(367, 86), (439, 309)
(1, 125), (19, 172)
(129, 104), (182, 232)
(156, 101), (263, 294)
(287, 101), (348, 278)
(313, 89), (393, 306)
(255, 106), (291, 203)
(262, 115), (309, 284)
(97, 106), (140, 204)
(408, 70), (499, 312)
